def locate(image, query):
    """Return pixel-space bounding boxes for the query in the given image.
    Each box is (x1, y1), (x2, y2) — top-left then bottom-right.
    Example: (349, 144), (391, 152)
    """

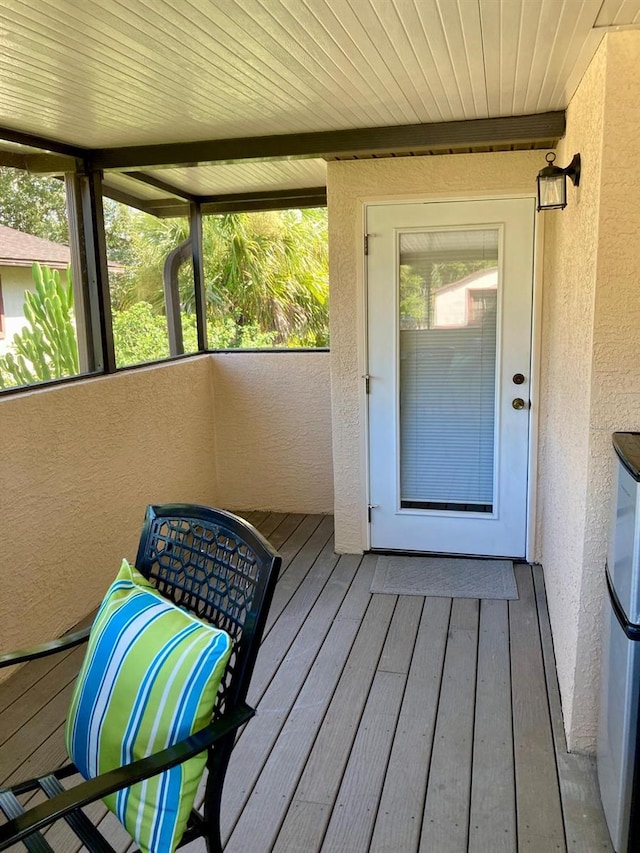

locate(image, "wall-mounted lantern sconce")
(536, 152), (581, 211)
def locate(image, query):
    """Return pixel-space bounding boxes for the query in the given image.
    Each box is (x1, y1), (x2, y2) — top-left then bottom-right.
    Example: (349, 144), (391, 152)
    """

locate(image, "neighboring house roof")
(434, 267), (498, 296)
(0, 224), (71, 269)
(0, 224), (123, 272)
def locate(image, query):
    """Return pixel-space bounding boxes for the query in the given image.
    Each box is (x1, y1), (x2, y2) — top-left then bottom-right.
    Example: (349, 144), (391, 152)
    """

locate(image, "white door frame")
(359, 193), (541, 561)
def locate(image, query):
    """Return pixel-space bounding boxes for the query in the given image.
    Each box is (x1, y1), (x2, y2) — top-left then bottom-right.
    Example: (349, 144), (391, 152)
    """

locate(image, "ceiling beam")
(0, 149), (78, 174)
(0, 125), (89, 160)
(138, 187), (328, 218)
(199, 186), (327, 206)
(89, 112), (565, 171)
(122, 171), (198, 201)
(26, 153), (80, 175)
(100, 184), (160, 215)
(0, 151), (27, 170)
(200, 191), (327, 216)
(146, 203), (190, 218)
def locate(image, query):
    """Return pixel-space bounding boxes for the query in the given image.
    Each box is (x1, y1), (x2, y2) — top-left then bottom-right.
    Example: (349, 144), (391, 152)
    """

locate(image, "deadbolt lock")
(512, 397), (526, 410)
(513, 373), (525, 385)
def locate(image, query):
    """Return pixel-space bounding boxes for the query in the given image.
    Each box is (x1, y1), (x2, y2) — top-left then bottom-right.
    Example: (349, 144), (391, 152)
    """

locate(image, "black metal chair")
(0, 504), (281, 852)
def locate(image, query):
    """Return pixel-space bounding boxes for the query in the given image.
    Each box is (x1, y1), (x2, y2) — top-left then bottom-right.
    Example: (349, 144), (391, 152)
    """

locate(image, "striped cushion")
(65, 559), (232, 853)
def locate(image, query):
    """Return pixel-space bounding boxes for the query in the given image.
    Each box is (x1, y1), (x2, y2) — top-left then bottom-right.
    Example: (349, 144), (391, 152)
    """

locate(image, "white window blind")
(398, 229), (498, 511)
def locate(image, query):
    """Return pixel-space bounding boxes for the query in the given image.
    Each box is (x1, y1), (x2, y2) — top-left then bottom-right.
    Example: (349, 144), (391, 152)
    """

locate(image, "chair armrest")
(0, 702), (255, 851)
(0, 626), (92, 668)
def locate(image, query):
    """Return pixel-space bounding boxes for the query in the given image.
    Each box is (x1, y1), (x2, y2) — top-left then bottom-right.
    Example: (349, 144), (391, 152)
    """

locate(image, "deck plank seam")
(272, 515), (329, 568)
(362, 596), (427, 852)
(262, 517), (335, 638)
(466, 595), (483, 853)
(261, 513), (310, 552)
(245, 534), (342, 708)
(507, 581), (519, 853)
(301, 594), (401, 853)
(415, 595), (454, 853)
(0, 647), (78, 721)
(267, 515), (326, 576)
(271, 592), (397, 853)
(220, 556), (376, 849)
(510, 564), (566, 851)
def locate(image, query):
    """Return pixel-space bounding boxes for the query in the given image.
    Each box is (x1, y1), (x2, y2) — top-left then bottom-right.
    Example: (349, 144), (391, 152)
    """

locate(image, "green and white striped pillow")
(65, 559), (232, 853)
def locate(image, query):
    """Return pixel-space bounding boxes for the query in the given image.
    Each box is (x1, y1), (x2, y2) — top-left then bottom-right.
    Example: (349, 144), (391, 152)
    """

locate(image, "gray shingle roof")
(0, 224), (70, 268)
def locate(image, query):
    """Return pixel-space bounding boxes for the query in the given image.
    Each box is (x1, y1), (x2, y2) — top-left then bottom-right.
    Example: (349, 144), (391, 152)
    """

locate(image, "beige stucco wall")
(538, 30), (640, 751)
(0, 350), (334, 676)
(327, 151), (543, 553)
(210, 351), (334, 513)
(0, 356), (217, 668)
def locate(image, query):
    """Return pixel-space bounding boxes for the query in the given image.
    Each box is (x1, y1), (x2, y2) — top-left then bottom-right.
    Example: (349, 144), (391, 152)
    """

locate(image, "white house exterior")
(431, 267), (497, 329)
(0, 225), (70, 354)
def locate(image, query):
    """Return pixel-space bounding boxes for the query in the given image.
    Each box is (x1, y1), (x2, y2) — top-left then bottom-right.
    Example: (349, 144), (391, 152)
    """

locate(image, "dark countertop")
(613, 432), (640, 482)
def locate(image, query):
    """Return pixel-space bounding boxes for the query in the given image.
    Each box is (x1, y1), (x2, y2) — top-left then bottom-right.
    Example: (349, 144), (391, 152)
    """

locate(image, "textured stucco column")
(538, 30), (640, 751)
(327, 151), (543, 553)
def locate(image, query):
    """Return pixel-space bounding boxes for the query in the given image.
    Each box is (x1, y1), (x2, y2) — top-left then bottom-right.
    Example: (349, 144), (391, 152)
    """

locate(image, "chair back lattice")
(134, 504), (281, 719)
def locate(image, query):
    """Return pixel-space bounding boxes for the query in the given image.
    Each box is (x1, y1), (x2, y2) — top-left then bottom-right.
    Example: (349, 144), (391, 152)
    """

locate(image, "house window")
(467, 288), (498, 327)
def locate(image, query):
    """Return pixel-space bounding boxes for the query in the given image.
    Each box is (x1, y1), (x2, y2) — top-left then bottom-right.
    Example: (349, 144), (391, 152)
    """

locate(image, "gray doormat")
(371, 555), (518, 600)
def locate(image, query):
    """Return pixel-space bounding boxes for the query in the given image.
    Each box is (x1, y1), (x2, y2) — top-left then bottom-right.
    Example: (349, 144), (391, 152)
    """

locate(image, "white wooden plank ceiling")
(159, 159), (328, 195)
(1, 0), (639, 206)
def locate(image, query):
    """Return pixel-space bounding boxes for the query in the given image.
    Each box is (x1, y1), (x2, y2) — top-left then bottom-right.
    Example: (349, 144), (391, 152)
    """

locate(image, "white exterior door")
(366, 197), (534, 557)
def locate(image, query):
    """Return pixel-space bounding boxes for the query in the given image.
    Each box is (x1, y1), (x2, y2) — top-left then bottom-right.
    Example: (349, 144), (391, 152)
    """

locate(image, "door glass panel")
(399, 228), (499, 512)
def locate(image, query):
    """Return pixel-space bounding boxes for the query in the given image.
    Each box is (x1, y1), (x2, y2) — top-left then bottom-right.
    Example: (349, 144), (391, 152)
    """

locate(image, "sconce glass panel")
(537, 173), (567, 211)
(540, 175), (567, 208)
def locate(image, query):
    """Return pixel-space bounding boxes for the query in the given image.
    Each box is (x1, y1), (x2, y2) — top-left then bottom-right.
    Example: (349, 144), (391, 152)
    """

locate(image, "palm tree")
(204, 209), (328, 345)
(118, 208), (329, 347)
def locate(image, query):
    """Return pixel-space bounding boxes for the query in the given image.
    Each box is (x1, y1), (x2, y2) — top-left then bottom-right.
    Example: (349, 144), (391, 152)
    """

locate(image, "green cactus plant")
(0, 263), (79, 389)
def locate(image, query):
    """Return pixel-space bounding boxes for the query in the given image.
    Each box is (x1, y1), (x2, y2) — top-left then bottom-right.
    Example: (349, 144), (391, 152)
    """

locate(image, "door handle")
(512, 398), (526, 410)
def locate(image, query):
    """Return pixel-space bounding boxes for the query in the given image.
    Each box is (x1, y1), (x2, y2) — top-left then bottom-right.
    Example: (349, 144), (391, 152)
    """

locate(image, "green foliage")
(108, 215), (191, 314)
(0, 268), (283, 389)
(0, 166), (138, 266)
(112, 303), (278, 367)
(203, 209), (329, 346)
(0, 264), (79, 389)
(204, 319), (278, 350)
(0, 168), (69, 244)
(118, 208), (329, 347)
(102, 200), (138, 266)
(111, 302), (171, 367)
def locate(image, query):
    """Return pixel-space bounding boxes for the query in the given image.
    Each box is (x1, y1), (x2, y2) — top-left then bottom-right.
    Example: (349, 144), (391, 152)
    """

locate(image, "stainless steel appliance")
(598, 432), (640, 852)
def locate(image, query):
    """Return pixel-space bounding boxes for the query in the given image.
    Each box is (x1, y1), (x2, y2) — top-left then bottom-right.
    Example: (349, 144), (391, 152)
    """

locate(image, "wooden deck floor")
(1, 513), (613, 853)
